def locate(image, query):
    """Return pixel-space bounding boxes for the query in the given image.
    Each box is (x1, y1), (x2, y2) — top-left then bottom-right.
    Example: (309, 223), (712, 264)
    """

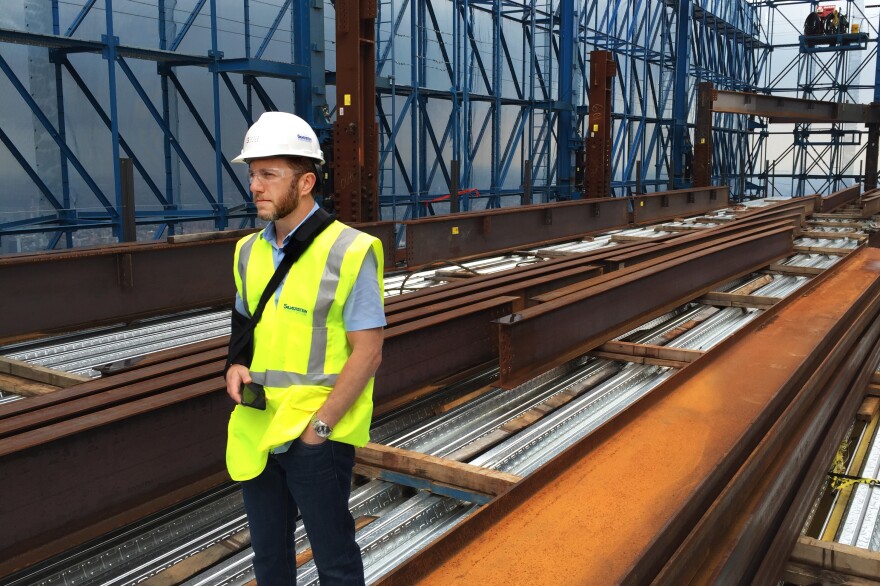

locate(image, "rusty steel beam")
(0, 377), (231, 578)
(0, 357), (226, 437)
(496, 226), (794, 388)
(354, 221), (397, 267)
(386, 235), (685, 308)
(0, 221), (395, 344)
(738, 194), (819, 220)
(385, 254), (610, 310)
(0, 240), (236, 345)
(1, 181), (743, 344)
(860, 190), (880, 218)
(403, 198), (630, 267)
(0, 344), (228, 422)
(631, 186), (728, 224)
(712, 88), (874, 124)
(375, 297), (517, 402)
(585, 51), (615, 199)
(385, 265), (603, 327)
(651, 266), (880, 583)
(377, 247), (880, 586)
(601, 216), (799, 273)
(332, 0), (379, 222)
(819, 184), (862, 213)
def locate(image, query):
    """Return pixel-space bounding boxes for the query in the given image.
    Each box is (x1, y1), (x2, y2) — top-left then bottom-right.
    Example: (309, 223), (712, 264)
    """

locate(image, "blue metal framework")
(0, 0), (325, 251)
(2, 0), (771, 251)
(375, 0), (766, 223)
(748, 0), (879, 198)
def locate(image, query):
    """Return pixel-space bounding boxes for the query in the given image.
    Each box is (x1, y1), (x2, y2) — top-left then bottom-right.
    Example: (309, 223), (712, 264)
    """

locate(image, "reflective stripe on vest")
(309, 227), (362, 373)
(237, 232), (261, 317)
(250, 370), (339, 388)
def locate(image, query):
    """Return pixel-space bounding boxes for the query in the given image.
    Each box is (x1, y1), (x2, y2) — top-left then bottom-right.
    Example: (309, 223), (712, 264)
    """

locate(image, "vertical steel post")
(764, 159), (769, 197)
(867, 31), (880, 192)
(159, 1), (175, 237)
(49, 2), (72, 248)
(244, 0), (253, 115)
(333, 0), (379, 222)
(120, 158), (136, 242)
(523, 160), (532, 205)
(209, 0), (226, 230)
(556, 0), (576, 200)
(490, 0), (501, 208)
(103, 0), (123, 241)
(417, 0), (427, 216)
(585, 51), (615, 199)
(293, 0), (326, 129)
(451, 0), (461, 212)
(461, 0), (471, 211)
(636, 160), (642, 195)
(671, 0), (691, 189)
(450, 159), (460, 213)
(866, 122), (879, 192)
(694, 82), (714, 187)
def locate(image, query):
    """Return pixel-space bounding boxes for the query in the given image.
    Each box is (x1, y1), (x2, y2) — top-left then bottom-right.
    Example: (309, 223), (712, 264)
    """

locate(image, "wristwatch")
(311, 415), (332, 439)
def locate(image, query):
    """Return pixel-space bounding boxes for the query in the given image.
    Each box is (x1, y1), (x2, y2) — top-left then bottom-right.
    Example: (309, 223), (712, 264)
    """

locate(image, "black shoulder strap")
(250, 208), (335, 324)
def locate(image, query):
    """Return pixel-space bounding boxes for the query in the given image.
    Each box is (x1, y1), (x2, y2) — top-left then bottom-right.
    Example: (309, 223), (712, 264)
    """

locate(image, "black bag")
(225, 208), (335, 380)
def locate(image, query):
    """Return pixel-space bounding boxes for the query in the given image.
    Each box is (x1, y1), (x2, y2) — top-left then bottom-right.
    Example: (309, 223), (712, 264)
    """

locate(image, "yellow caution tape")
(828, 472), (880, 491)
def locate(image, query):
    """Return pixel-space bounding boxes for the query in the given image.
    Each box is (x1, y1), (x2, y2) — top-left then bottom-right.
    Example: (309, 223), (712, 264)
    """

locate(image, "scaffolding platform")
(800, 32), (870, 53)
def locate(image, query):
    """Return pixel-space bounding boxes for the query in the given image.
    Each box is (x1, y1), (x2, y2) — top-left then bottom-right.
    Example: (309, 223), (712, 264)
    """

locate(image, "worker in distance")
(224, 111), (385, 585)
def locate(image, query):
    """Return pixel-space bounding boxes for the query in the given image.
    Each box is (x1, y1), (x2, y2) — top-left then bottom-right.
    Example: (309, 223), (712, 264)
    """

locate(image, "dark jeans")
(242, 439), (364, 586)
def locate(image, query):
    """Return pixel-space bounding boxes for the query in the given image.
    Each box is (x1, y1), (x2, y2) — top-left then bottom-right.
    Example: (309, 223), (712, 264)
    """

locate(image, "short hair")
(283, 156), (317, 175)
(284, 156), (321, 191)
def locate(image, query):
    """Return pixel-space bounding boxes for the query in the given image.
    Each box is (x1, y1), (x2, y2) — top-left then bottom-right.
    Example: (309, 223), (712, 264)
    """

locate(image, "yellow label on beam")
(452, 227), (460, 235)
(344, 94), (352, 106)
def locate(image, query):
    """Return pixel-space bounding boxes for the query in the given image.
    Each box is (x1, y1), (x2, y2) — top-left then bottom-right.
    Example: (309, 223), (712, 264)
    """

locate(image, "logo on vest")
(283, 303), (308, 316)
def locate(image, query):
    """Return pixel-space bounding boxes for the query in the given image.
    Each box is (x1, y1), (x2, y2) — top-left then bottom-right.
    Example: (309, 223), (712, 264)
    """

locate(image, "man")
(224, 111), (384, 585)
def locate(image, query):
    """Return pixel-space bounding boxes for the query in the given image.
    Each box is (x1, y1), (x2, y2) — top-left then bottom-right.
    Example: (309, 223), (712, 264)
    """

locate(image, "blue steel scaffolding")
(0, 0), (326, 251)
(749, 0), (879, 198)
(0, 0), (802, 251)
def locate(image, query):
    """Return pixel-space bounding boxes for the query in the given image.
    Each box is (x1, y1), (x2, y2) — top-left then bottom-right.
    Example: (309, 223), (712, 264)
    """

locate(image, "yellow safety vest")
(226, 220), (384, 481)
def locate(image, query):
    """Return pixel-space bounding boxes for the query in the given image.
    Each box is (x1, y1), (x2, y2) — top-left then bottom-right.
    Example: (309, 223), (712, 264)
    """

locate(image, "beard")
(257, 181), (300, 221)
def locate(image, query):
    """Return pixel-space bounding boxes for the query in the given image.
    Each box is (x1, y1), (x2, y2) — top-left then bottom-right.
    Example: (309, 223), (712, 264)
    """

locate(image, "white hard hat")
(232, 112), (324, 164)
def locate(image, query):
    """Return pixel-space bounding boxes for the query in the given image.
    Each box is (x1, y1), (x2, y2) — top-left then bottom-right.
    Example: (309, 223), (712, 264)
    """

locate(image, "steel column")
(866, 121), (880, 192)
(333, 0), (379, 222)
(585, 51), (615, 199)
(556, 0), (576, 200)
(694, 82), (714, 187)
(120, 158), (136, 242)
(671, 0), (691, 189)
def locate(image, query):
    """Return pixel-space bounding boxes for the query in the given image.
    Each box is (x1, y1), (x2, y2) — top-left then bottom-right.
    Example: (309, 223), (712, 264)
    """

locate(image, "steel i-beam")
(585, 51), (615, 199)
(495, 226), (794, 388)
(333, 0), (379, 222)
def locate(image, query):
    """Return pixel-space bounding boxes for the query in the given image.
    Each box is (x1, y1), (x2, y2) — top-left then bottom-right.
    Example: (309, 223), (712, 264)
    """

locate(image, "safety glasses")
(248, 167), (292, 184)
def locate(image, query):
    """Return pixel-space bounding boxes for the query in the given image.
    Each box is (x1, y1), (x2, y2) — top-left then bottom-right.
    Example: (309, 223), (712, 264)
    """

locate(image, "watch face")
(314, 421), (332, 438)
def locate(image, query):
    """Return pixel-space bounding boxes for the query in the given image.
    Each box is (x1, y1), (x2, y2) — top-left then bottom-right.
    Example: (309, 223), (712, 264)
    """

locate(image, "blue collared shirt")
(233, 203), (386, 331)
